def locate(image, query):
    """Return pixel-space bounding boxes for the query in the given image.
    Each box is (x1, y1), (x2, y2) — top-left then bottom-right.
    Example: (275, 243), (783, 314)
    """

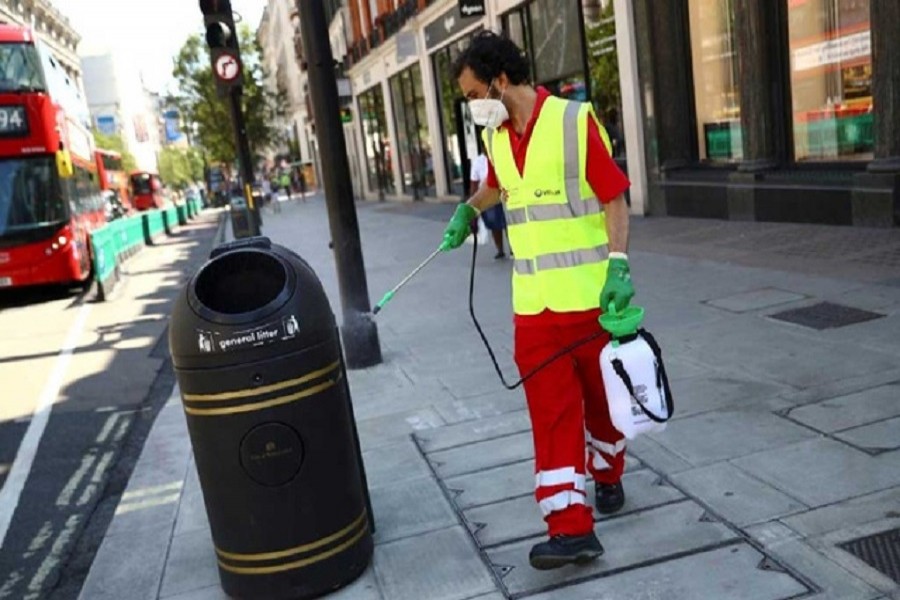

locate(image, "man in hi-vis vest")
(440, 31), (634, 570)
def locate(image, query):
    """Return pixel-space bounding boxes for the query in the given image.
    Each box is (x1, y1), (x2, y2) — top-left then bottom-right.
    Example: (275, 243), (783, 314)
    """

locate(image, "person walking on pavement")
(470, 136), (508, 259)
(440, 31), (635, 570)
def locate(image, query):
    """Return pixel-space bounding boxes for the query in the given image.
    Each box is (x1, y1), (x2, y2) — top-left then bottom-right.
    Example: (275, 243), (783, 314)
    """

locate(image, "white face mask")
(469, 81), (508, 129)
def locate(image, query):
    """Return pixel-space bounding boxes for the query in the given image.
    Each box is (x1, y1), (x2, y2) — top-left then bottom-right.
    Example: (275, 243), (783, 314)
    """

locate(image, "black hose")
(467, 236), (606, 390)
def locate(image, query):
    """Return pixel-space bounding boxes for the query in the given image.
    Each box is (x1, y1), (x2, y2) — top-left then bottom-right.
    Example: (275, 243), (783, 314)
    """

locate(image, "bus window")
(0, 157), (65, 234)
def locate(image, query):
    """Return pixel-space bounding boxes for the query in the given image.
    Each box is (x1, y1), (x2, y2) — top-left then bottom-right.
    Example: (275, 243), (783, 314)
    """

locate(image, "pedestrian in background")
(470, 136), (508, 259)
(440, 31), (634, 570)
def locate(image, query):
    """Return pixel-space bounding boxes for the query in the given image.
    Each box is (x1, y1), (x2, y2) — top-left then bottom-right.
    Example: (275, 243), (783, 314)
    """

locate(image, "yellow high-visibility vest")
(484, 96), (612, 315)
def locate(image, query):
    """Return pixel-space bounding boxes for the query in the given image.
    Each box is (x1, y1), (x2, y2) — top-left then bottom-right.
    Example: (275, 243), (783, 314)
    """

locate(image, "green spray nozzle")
(373, 290), (396, 315)
(598, 301), (645, 338)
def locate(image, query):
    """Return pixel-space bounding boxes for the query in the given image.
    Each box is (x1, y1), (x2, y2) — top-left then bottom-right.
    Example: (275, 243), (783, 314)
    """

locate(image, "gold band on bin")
(182, 361), (341, 416)
(216, 510), (368, 575)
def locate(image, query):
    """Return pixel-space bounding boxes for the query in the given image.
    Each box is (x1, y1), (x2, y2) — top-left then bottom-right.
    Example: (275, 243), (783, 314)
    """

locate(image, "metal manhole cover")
(769, 302), (884, 330)
(838, 527), (900, 583)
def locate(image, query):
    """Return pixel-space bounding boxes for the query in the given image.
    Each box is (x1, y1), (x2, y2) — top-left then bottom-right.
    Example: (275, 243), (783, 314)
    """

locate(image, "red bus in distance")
(129, 171), (166, 211)
(0, 24), (105, 290)
(94, 148), (131, 212)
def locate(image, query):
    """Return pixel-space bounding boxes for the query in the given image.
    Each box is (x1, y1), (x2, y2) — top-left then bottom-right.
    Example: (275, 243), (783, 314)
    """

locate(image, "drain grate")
(769, 302), (884, 330)
(838, 527), (900, 583)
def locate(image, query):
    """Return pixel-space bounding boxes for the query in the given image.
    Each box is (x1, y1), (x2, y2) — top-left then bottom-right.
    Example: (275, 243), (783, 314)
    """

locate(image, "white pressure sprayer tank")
(598, 304), (674, 439)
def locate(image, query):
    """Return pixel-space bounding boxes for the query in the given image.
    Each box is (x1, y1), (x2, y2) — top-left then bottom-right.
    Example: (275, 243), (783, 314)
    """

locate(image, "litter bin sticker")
(195, 315), (300, 353)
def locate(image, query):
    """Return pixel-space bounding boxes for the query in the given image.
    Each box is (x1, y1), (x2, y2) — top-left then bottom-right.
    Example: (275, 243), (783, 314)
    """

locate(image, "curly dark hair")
(451, 31), (530, 85)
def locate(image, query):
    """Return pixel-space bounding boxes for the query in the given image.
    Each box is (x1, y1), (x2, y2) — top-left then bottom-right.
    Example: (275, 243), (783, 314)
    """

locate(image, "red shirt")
(484, 87), (630, 328)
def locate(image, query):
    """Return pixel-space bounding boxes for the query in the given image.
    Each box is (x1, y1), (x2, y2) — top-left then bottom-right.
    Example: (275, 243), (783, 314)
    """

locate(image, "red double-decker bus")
(95, 148), (131, 211)
(0, 24), (105, 290)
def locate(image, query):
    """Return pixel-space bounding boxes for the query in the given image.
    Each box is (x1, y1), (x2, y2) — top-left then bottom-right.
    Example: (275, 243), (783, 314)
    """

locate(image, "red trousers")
(515, 320), (626, 537)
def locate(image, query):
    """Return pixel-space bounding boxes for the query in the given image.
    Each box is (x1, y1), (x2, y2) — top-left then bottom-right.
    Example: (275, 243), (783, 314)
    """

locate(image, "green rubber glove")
(440, 203), (479, 251)
(600, 257), (634, 312)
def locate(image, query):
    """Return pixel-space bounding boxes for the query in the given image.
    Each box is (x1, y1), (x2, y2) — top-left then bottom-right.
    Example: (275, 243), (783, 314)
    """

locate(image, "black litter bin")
(229, 196), (257, 239)
(169, 237), (373, 600)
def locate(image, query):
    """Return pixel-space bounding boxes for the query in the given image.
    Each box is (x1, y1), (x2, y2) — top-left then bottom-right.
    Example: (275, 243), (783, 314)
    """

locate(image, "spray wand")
(372, 247), (443, 315)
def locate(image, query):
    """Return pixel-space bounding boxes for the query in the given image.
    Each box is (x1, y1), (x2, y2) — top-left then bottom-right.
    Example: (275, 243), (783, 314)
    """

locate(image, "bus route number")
(0, 105), (28, 135)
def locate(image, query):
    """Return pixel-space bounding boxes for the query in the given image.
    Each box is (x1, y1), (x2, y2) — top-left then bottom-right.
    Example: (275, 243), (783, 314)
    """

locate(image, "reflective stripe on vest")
(483, 96), (612, 315)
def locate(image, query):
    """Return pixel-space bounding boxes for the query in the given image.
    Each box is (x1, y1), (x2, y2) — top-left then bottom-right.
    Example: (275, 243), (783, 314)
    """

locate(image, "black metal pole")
(297, 0), (382, 369)
(228, 87), (261, 235)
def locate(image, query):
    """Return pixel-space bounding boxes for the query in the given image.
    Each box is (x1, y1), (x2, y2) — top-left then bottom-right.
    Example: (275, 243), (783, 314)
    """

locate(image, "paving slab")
(525, 543), (808, 600)
(361, 438), (433, 488)
(733, 438), (900, 507)
(369, 475), (458, 544)
(428, 431), (534, 478)
(669, 374), (792, 419)
(835, 417), (900, 453)
(431, 391), (528, 426)
(705, 287), (808, 313)
(372, 526), (497, 600)
(745, 523), (882, 600)
(159, 529), (219, 599)
(782, 487), (900, 537)
(651, 408), (817, 466)
(670, 462), (808, 526)
(445, 456), (642, 510)
(626, 435), (694, 475)
(77, 526), (171, 600)
(356, 406), (446, 450)
(173, 461), (209, 538)
(485, 501), (739, 597)
(416, 410), (531, 453)
(786, 383), (900, 433)
(463, 470), (685, 548)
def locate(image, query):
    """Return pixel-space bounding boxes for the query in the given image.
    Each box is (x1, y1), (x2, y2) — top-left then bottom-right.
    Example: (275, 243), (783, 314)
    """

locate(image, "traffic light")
(199, 0), (243, 96)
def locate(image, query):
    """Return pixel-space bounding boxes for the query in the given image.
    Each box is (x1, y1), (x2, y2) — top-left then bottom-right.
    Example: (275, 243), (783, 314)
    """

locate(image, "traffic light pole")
(297, 0), (382, 369)
(228, 87), (260, 235)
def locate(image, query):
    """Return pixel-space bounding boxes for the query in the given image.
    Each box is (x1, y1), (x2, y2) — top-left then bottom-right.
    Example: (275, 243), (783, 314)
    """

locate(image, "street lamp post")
(296, 0), (382, 369)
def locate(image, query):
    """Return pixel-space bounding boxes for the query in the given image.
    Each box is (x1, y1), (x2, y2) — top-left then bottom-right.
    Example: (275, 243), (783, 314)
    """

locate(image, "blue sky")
(49, 0), (266, 93)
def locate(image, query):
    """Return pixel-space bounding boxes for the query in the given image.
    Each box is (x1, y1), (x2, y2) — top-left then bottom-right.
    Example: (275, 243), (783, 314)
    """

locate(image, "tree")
(169, 25), (286, 166)
(158, 146), (207, 189)
(586, 2), (621, 119)
(92, 129), (138, 172)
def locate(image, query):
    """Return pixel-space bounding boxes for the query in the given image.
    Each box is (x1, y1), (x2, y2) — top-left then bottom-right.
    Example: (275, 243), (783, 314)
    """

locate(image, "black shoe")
(494, 251), (506, 259)
(528, 532), (604, 570)
(595, 481), (625, 514)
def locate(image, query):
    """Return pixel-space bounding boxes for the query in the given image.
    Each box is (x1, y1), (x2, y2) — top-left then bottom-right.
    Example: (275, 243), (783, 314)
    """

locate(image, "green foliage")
(91, 129), (138, 172)
(586, 3), (621, 118)
(158, 146), (205, 189)
(169, 25), (286, 165)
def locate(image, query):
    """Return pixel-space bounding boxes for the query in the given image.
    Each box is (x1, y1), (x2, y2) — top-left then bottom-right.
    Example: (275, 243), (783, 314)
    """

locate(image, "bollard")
(169, 236), (373, 600)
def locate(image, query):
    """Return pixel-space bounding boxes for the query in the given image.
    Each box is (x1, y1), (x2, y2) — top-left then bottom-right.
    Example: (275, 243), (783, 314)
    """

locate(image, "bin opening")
(194, 252), (287, 314)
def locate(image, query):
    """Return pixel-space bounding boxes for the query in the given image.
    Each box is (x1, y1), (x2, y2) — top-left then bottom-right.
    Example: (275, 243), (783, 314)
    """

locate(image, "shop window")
(688, 0), (742, 162)
(389, 65), (435, 198)
(787, 0), (872, 162)
(358, 85), (395, 197)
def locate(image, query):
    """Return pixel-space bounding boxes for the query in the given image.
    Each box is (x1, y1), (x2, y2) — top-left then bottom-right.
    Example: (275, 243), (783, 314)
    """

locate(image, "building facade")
(337, 0), (897, 226)
(257, 0), (316, 173)
(631, 0), (899, 226)
(80, 52), (162, 172)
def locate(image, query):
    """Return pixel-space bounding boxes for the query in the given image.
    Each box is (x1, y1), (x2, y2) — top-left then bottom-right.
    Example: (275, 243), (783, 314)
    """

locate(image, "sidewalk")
(80, 194), (900, 600)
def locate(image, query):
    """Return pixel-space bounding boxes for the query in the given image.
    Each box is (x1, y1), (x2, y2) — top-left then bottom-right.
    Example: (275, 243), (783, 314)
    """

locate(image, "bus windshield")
(0, 156), (66, 236)
(131, 173), (154, 195)
(0, 42), (46, 93)
(100, 153), (122, 172)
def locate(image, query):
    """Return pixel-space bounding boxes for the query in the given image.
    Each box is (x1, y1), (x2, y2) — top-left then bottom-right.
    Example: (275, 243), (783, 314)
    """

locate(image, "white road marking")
(55, 453), (96, 507)
(0, 570), (22, 599)
(24, 514), (80, 599)
(76, 451), (114, 507)
(94, 413), (120, 444)
(0, 303), (92, 548)
(121, 481), (183, 502)
(112, 417), (130, 442)
(22, 521), (53, 559)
